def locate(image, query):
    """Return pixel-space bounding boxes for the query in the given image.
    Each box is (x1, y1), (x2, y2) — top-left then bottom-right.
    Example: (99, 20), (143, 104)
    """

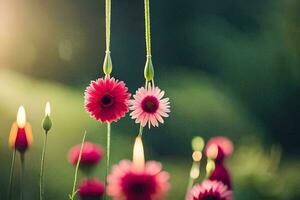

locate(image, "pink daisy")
(68, 142), (103, 167)
(205, 136), (234, 160)
(107, 160), (170, 200)
(84, 76), (131, 123)
(186, 180), (233, 200)
(130, 86), (170, 128)
(78, 178), (105, 200)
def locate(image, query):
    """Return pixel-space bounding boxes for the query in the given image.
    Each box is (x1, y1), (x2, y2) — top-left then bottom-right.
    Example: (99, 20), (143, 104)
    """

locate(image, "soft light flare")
(45, 102), (51, 116)
(133, 136), (145, 171)
(206, 144), (218, 159)
(17, 106), (26, 128)
(192, 151), (202, 162)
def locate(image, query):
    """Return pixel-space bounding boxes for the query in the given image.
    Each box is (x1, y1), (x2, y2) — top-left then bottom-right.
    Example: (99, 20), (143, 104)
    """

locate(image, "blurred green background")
(0, 0), (299, 199)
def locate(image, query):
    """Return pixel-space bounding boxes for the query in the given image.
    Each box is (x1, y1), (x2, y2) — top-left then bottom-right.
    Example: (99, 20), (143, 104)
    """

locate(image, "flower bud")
(144, 57), (154, 81)
(42, 115), (52, 133)
(103, 52), (112, 75)
(192, 136), (205, 152)
(9, 122), (33, 153)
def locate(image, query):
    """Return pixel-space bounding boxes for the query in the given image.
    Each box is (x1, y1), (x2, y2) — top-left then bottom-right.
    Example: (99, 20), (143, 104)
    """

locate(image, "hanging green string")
(144, 0), (154, 81)
(144, 0), (151, 57)
(103, 0), (112, 75)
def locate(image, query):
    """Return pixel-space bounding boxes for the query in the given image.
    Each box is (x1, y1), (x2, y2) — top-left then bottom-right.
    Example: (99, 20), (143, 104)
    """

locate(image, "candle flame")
(133, 136), (145, 171)
(17, 106), (26, 128)
(45, 102), (51, 116)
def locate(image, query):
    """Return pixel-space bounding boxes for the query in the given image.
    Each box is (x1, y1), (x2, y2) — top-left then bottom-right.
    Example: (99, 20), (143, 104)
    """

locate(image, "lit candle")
(133, 136), (145, 171)
(9, 106), (33, 152)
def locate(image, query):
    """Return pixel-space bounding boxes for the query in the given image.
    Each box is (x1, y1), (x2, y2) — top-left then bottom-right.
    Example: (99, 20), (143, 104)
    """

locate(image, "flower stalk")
(144, 0), (154, 81)
(39, 133), (48, 200)
(69, 131), (87, 200)
(186, 137), (205, 196)
(8, 150), (16, 200)
(104, 122), (111, 200)
(40, 102), (52, 200)
(20, 153), (25, 200)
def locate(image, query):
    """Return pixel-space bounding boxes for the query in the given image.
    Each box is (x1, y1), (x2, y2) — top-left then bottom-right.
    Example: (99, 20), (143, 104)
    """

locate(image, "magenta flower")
(107, 160), (170, 200)
(130, 86), (170, 128)
(84, 76), (131, 123)
(186, 180), (233, 200)
(205, 137), (234, 189)
(68, 142), (103, 167)
(78, 178), (105, 200)
(209, 157), (232, 189)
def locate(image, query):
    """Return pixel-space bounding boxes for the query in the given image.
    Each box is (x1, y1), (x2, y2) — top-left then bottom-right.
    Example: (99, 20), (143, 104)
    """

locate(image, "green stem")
(144, 0), (152, 57)
(69, 131), (87, 200)
(138, 125), (144, 137)
(105, 0), (111, 52)
(20, 153), (25, 200)
(104, 123), (111, 200)
(39, 132), (48, 200)
(186, 161), (201, 197)
(8, 150), (16, 200)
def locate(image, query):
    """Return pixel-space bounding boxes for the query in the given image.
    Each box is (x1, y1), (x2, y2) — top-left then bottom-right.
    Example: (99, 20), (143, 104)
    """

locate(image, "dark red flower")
(78, 178), (105, 200)
(9, 123), (33, 153)
(209, 158), (232, 189)
(84, 76), (131, 123)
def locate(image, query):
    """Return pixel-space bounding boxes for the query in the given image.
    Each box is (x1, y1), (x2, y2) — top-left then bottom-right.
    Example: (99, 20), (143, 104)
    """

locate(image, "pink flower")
(107, 160), (170, 200)
(68, 142), (103, 167)
(9, 122), (33, 153)
(186, 180), (233, 200)
(84, 76), (131, 123)
(78, 178), (105, 200)
(205, 136), (234, 161)
(130, 86), (170, 128)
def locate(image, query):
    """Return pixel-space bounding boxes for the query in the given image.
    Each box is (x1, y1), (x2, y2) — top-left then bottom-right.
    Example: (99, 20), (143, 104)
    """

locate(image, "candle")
(9, 106), (33, 152)
(132, 136), (145, 171)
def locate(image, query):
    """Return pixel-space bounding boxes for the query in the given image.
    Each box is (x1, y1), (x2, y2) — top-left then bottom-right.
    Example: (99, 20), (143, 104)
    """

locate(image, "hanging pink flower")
(205, 137), (234, 189)
(78, 178), (105, 200)
(107, 160), (170, 200)
(130, 86), (170, 128)
(209, 156), (232, 189)
(9, 122), (33, 153)
(84, 76), (131, 123)
(186, 180), (233, 200)
(68, 142), (103, 167)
